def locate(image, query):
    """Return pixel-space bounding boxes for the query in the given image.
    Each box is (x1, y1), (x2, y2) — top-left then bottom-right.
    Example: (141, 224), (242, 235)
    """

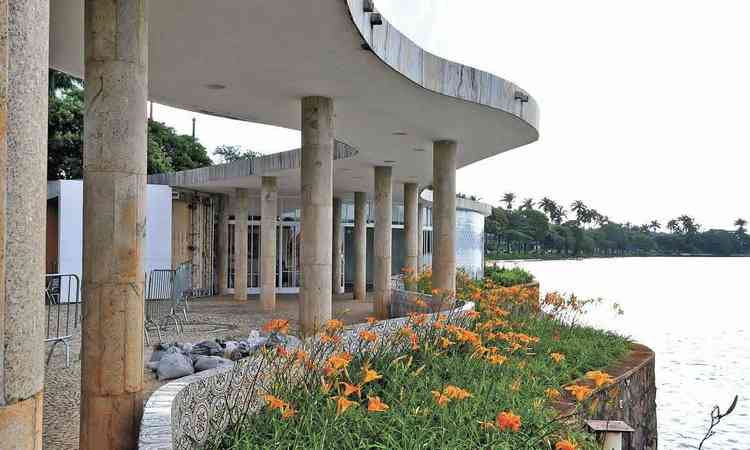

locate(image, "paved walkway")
(44, 293), (375, 449)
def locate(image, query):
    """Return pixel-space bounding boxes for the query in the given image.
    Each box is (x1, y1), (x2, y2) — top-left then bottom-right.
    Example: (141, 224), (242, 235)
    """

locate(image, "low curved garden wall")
(137, 302), (475, 450)
(557, 343), (657, 450)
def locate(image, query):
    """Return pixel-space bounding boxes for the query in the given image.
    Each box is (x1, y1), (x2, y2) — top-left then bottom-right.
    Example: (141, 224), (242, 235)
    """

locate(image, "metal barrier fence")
(45, 274), (81, 368)
(144, 263), (193, 344)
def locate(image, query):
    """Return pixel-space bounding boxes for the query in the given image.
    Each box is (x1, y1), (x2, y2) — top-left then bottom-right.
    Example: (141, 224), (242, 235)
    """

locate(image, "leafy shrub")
(484, 266), (535, 287)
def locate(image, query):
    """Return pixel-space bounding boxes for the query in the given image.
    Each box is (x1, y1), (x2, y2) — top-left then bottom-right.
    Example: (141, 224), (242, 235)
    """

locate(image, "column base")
(80, 391), (143, 450)
(0, 391), (44, 450)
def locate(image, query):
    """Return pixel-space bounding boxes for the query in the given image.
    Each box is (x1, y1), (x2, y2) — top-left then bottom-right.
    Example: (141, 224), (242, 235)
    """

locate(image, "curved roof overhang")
(50, 1), (539, 200)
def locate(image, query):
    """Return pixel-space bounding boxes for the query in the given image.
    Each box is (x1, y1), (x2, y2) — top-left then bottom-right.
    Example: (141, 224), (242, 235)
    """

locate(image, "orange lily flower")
(325, 319), (344, 333)
(555, 440), (578, 450)
(327, 352), (352, 370)
(487, 354), (507, 366)
(359, 330), (378, 342)
(335, 396), (357, 416)
(361, 365), (382, 384)
(262, 319), (289, 335)
(550, 352), (566, 364)
(339, 382), (362, 398)
(263, 394), (287, 411)
(439, 337), (454, 349)
(585, 370), (615, 388)
(544, 388), (562, 400)
(281, 406), (297, 419)
(367, 396), (390, 412)
(443, 385), (472, 400)
(431, 390), (450, 407)
(367, 316), (377, 325)
(496, 411), (521, 432)
(564, 384), (593, 402)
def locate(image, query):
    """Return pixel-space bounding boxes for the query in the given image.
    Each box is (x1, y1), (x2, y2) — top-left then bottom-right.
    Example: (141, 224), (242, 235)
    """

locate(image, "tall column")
(417, 202), (425, 271)
(404, 183), (419, 276)
(353, 192), (367, 301)
(299, 96), (334, 335)
(234, 188), (249, 301)
(373, 166), (392, 319)
(0, 1), (47, 448)
(332, 197), (344, 295)
(217, 195), (228, 293)
(80, 1), (147, 448)
(260, 177), (277, 311)
(432, 141), (458, 295)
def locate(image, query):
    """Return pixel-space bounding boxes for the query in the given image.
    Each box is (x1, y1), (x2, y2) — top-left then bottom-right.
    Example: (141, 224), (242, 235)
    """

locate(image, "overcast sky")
(153, 0), (748, 231)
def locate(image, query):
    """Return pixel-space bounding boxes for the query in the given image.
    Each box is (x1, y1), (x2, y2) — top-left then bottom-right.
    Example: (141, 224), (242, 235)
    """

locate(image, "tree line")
(48, 69), (257, 180)
(485, 192), (749, 258)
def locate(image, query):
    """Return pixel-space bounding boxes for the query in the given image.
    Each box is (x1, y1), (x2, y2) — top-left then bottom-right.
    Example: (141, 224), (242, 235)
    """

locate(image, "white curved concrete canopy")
(50, 1), (539, 197)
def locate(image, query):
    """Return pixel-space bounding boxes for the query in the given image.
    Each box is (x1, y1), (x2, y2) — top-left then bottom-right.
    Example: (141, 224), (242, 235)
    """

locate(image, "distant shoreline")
(487, 253), (750, 264)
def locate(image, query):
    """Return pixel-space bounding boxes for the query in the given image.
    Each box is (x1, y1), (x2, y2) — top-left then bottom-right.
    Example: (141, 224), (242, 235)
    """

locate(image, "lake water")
(505, 257), (749, 449)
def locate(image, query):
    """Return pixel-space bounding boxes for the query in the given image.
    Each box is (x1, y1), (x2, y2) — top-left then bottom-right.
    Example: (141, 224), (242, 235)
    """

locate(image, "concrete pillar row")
(373, 166), (393, 319)
(80, 0), (147, 448)
(299, 96), (334, 335)
(432, 140), (458, 296)
(234, 188), (249, 301)
(353, 192), (367, 301)
(417, 202), (425, 271)
(260, 177), (278, 311)
(404, 183), (419, 277)
(0, 1), (48, 448)
(332, 197), (344, 295)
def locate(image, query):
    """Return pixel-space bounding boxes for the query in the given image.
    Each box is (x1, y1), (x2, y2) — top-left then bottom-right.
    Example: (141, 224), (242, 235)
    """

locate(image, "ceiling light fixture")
(392, 131), (408, 136)
(413, 148), (425, 152)
(205, 83), (227, 90)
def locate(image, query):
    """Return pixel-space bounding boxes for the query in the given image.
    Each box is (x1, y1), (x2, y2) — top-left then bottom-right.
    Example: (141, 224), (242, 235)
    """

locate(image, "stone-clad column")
(234, 188), (249, 301)
(332, 197), (344, 295)
(0, 1), (48, 448)
(353, 192), (367, 301)
(404, 183), (419, 277)
(217, 195), (228, 293)
(432, 141), (458, 295)
(80, 1), (147, 448)
(260, 177), (277, 311)
(299, 96), (334, 335)
(417, 202), (424, 271)
(373, 166), (392, 319)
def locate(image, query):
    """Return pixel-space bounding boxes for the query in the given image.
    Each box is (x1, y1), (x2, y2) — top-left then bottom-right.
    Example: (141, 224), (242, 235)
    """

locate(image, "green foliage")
(47, 69), (213, 179)
(225, 288), (629, 450)
(484, 266), (534, 287)
(213, 144), (262, 163)
(486, 194), (750, 258)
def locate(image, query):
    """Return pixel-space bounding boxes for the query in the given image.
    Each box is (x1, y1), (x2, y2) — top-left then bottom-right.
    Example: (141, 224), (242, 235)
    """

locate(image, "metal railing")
(45, 274), (81, 368)
(144, 262), (193, 344)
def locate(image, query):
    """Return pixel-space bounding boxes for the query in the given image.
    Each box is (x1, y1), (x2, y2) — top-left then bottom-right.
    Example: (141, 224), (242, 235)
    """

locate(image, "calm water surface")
(507, 257), (749, 450)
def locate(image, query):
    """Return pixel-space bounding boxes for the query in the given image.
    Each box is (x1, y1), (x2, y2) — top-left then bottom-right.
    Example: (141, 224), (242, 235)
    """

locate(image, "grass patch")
(484, 266), (535, 287)
(221, 281), (629, 450)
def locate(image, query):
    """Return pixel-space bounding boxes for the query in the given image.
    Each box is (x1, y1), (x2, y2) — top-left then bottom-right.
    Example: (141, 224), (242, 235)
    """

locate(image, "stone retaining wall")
(558, 343), (657, 450)
(138, 302), (475, 450)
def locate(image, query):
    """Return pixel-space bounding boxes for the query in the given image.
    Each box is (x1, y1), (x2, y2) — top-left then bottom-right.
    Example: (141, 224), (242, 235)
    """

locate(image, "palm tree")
(501, 192), (516, 210)
(666, 219), (681, 234)
(734, 218), (747, 234)
(678, 215), (699, 235)
(649, 220), (661, 233)
(570, 200), (589, 225)
(538, 197), (557, 219)
(520, 198), (534, 210)
(551, 204), (567, 225)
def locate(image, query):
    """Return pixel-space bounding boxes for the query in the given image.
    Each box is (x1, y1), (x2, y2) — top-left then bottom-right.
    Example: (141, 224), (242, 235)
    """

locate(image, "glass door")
(278, 222), (301, 292)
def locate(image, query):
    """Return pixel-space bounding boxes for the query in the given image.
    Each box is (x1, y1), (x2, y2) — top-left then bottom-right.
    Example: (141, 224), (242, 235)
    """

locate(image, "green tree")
(48, 71), (84, 179)
(213, 144), (262, 163)
(501, 192), (516, 210)
(148, 120), (212, 172)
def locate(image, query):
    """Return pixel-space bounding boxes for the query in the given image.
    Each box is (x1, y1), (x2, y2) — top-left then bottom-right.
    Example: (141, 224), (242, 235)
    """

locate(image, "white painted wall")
(48, 180), (173, 301)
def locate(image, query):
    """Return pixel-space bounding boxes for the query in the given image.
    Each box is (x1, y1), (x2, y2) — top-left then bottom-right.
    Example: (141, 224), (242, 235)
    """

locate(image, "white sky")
(153, 0), (749, 231)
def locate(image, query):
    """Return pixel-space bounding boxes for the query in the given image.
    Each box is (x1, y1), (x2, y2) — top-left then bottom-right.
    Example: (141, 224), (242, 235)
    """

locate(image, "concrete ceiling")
(50, 1), (539, 200)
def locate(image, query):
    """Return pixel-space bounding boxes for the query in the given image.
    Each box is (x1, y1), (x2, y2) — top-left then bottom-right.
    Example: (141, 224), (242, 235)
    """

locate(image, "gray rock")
(178, 342), (194, 354)
(223, 341), (239, 359)
(146, 361), (160, 371)
(248, 330), (261, 341)
(194, 355), (233, 372)
(157, 353), (194, 380)
(266, 332), (302, 350)
(192, 340), (223, 357)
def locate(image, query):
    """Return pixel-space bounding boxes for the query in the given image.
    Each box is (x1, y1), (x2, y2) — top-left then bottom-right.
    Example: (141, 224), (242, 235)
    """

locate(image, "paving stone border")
(138, 302), (475, 450)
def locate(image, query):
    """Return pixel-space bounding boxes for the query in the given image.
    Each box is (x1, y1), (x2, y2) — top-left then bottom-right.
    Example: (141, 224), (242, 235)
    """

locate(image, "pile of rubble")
(147, 330), (302, 381)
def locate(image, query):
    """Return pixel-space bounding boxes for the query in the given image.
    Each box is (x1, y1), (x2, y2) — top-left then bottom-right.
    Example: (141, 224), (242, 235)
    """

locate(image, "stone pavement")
(43, 293), (374, 449)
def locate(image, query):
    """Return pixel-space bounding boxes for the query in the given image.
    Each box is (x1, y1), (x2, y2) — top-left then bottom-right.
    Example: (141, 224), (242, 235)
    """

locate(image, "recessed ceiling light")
(384, 160), (396, 164)
(413, 148), (425, 152)
(205, 83), (227, 90)
(392, 131), (408, 136)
